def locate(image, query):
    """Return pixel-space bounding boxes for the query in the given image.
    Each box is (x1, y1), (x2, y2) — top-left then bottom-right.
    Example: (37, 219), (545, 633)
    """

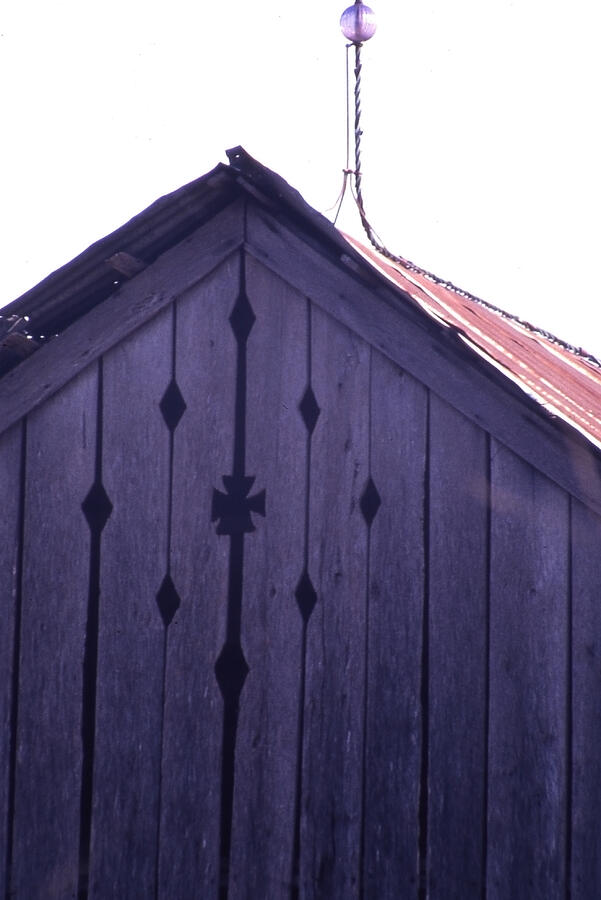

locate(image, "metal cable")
(352, 41), (409, 264)
(331, 44), (355, 225)
(351, 43), (449, 276)
(347, 41), (592, 350)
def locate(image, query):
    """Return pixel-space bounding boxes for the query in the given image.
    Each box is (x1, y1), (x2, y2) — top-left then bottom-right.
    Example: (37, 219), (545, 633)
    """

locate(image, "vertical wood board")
(571, 500), (601, 898)
(363, 354), (427, 898)
(0, 424), (23, 898)
(300, 306), (370, 899)
(12, 368), (97, 899)
(90, 309), (171, 896)
(427, 395), (489, 899)
(158, 257), (238, 896)
(488, 440), (569, 899)
(229, 257), (307, 898)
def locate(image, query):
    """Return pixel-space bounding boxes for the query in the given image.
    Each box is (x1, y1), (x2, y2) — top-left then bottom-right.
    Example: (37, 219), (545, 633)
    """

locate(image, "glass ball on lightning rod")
(340, 3), (377, 43)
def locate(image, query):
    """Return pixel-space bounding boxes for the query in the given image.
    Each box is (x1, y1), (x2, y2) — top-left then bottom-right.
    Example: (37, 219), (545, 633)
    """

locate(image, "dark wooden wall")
(1, 250), (600, 899)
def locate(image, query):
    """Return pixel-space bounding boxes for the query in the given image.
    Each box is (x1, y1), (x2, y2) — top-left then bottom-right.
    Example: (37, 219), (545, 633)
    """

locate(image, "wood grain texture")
(246, 206), (601, 519)
(89, 309), (171, 896)
(571, 500), (601, 898)
(11, 369), (97, 899)
(300, 305), (370, 899)
(228, 257), (307, 898)
(0, 200), (245, 437)
(427, 395), (488, 899)
(362, 353), (427, 898)
(488, 440), (569, 899)
(0, 424), (23, 898)
(157, 257), (238, 896)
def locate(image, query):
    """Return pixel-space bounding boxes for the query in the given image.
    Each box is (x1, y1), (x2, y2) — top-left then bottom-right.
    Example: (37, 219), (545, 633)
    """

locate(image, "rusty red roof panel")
(343, 233), (601, 450)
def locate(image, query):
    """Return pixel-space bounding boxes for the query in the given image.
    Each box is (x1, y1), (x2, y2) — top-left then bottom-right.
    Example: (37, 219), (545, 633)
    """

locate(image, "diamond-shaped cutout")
(82, 481), (113, 533)
(298, 386), (320, 436)
(360, 477), (381, 528)
(156, 573), (181, 627)
(215, 641), (249, 700)
(229, 290), (256, 342)
(160, 379), (187, 432)
(295, 569), (317, 624)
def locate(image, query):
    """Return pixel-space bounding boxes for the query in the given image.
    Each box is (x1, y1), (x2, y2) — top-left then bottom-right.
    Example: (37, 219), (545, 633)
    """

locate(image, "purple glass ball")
(340, 4), (377, 43)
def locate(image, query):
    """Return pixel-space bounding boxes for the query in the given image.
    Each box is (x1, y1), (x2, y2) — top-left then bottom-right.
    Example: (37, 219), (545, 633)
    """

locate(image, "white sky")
(2, 0), (600, 353)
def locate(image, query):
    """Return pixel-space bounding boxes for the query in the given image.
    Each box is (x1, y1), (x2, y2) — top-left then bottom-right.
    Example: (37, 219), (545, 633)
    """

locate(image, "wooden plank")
(11, 368), (97, 898)
(88, 309), (171, 895)
(363, 354), (427, 897)
(571, 500), (601, 897)
(246, 206), (601, 519)
(228, 257), (307, 897)
(427, 395), (488, 898)
(487, 440), (569, 898)
(299, 305), (370, 898)
(0, 199), (245, 436)
(157, 256), (238, 895)
(0, 424), (23, 897)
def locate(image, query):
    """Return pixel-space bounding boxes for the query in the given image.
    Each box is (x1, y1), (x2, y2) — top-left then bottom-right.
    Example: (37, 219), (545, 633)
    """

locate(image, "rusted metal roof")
(344, 233), (601, 450)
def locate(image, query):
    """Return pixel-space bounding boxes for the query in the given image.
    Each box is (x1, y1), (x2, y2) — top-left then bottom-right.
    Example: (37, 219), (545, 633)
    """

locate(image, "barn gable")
(1, 149), (601, 898)
(2, 148), (601, 513)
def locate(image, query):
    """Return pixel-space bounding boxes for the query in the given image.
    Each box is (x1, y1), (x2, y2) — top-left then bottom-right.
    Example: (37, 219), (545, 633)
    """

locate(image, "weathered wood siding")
(0, 425), (23, 900)
(428, 398), (489, 899)
(13, 372), (97, 898)
(0, 250), (598, 899)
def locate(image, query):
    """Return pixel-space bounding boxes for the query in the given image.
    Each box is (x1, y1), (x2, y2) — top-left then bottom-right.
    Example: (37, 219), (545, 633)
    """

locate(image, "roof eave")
(1, 163), (239, 338)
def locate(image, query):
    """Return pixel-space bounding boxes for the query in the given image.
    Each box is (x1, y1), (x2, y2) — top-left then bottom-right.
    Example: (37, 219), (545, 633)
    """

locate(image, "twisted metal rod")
(347, 42), (580, 342)
(342, 40), (601, 364)
(351, 42), (410, 267)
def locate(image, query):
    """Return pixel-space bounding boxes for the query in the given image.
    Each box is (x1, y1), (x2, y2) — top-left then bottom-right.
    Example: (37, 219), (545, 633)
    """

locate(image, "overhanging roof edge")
(1, 163), (239, 336)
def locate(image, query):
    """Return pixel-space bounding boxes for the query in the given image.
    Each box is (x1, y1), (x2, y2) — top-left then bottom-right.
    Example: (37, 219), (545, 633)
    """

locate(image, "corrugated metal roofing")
(344, 233), (601, 450)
